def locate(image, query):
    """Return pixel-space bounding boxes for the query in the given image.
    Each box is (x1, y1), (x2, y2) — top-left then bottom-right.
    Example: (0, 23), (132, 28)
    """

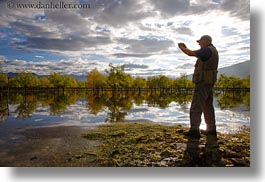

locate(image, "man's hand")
(178, 42), (196, 57)
(178, 43), (187, 49)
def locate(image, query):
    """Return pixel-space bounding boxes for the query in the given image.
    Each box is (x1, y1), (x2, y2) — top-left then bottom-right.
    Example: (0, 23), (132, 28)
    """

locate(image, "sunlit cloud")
(0, 0), (250, 77)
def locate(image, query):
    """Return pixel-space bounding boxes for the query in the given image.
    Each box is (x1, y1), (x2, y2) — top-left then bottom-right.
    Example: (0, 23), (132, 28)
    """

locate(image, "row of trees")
(216, 74), (250, 89)
(0, 64), (250, 89)
(85, 64), (250, 89)
(87, 64), (194, 89)
(0, 72), (79, 88)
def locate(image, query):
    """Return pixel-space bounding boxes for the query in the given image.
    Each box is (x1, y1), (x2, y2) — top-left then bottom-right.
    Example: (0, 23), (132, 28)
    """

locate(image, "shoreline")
(0, 122), (250, 167)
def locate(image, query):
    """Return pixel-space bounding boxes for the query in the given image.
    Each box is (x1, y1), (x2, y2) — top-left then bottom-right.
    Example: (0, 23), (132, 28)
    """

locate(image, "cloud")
(35, 55), (44, 58)
(123, 63), (149, 69)
(21, 35), (111, 52)
(45, 8), (89, 31)
(0, 0), (113, 52)
(117, 37), (175, 55)
(220, 0), (250, 20)
(173, 27), (194, 36)
(10, 21), (59, 39)
(1, 56), (192, 78)
(78, 0), (155, 27)
(189, 0), (219, 14)
(176, 63), (194, 69)
(0, 55), (6, 61)
(150, 0), (190, 18)
(1, 58), (110, 75)
(0, 0), (250, 77)
(113, 53), (153, 58)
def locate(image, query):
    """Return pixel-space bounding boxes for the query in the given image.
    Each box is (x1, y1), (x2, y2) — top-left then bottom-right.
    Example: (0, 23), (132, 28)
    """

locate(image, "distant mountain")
(217, 61), (250, 78)
(187, 60), (250, 80)
(68, 74), (86, 82)
(7, 72), (19, 78)
(7, 72), (38, 78)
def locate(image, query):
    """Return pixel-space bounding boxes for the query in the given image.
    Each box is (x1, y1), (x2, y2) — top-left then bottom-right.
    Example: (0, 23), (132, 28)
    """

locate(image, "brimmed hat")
(197, 35), (212, 43)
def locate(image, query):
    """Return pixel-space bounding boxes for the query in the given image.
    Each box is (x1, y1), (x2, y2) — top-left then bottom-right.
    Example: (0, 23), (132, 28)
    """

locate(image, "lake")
(0, 90), (250, 134)
(0, 90), (250, 166)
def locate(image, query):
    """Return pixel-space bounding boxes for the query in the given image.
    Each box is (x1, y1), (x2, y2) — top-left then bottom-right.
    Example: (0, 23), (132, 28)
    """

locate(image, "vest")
(192, 45), (219, 84)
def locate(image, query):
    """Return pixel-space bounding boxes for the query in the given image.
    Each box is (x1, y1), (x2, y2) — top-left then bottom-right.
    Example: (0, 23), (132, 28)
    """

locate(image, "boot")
(183, 129), (201, 139)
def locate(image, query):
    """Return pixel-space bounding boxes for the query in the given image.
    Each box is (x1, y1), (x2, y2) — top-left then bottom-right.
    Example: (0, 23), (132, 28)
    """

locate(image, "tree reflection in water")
(15, 94), (38, 119)
(0, 92), (9, 123)
(0, 90), (250, 122)
(215, 92), (250, 110)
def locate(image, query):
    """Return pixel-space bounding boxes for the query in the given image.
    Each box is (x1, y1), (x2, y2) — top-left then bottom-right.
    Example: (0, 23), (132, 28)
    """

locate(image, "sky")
(0, 0), (250, 78)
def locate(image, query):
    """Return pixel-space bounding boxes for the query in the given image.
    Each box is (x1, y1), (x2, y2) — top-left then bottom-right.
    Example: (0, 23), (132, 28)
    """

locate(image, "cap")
(197, 35), (212, 43)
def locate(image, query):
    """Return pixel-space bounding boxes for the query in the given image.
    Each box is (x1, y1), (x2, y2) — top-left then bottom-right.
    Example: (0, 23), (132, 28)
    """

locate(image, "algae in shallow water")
(82, 123), (250, 167)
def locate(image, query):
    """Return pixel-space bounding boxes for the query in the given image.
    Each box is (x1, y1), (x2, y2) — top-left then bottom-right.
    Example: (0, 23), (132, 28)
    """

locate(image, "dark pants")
(190, 82), (216, 131)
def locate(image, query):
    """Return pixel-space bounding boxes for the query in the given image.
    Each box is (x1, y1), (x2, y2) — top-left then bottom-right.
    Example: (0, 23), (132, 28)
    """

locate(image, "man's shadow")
(181, 134), (225, 167)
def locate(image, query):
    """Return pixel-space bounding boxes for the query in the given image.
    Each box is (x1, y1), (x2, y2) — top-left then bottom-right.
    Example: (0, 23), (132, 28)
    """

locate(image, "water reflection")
(15, 95), (38, 119)
(0, 90), (250, 128)
(216, 92), (250, 110)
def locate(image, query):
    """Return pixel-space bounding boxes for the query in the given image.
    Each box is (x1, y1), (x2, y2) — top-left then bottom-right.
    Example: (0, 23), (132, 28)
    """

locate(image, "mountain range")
(217, 60), (250, 78)
(187, 60), (250, 80)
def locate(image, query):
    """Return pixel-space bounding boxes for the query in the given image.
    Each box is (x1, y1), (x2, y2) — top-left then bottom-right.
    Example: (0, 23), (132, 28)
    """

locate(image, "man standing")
(178, 35), (219, 138)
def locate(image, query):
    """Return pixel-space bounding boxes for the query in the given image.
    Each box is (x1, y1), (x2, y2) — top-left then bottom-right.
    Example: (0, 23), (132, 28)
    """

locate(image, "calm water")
(0, 91), (250, 135)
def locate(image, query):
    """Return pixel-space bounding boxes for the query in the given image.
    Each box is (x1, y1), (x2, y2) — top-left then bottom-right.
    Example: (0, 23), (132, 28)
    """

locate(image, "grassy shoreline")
(0, 122), (249, 167)
(82, 122), (250, 167)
